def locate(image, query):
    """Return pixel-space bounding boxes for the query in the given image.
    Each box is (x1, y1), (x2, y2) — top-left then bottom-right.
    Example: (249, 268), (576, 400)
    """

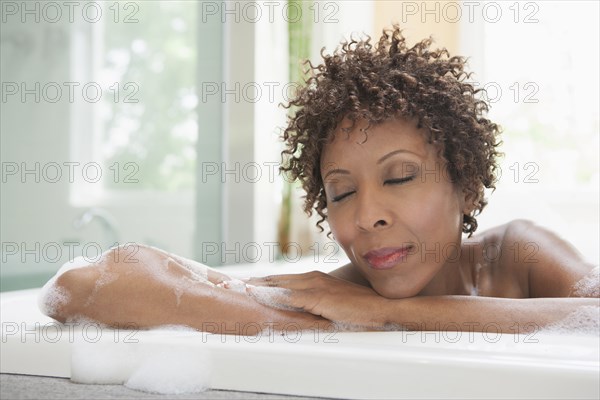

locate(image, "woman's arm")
(246, 271), (599, 332)
(327, 263), (371, 287)
(377, 295), (599, 333)
(42, 245), (332, 335)
(246, 220), (599, 332)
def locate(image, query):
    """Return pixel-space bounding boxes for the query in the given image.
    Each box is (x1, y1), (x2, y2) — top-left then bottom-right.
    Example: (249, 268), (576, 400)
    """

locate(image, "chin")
(371, 281), (421, 299)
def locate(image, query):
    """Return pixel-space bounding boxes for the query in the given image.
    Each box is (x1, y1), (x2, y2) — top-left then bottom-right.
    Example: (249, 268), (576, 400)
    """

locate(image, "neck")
(417, 246), (474, 296)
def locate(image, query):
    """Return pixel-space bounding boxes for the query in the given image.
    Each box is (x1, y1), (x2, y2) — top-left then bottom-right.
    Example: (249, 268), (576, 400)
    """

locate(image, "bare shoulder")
(498, 219), (596, 298)
(459, 219), (596, 298)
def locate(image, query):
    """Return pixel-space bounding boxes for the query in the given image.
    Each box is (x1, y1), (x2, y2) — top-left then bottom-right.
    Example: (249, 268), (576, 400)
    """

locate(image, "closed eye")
(384, 176), (415, 185)
(330, 176), (415, 202)
(331, 191), (355, 203)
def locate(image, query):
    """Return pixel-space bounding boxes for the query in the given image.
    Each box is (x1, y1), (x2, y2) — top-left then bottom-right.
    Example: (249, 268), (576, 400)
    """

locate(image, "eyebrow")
(377, 149), (423, 165)
(323, 149), (422, 180)
(323, 168), (350, 180)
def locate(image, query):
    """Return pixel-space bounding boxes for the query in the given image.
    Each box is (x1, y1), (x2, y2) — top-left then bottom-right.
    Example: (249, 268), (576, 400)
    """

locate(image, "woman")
(41, 26), (598, 335)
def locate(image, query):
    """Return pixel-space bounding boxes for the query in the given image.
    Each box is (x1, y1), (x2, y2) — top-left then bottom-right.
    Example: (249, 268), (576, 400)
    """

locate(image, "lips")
(363, 246), (413, 270)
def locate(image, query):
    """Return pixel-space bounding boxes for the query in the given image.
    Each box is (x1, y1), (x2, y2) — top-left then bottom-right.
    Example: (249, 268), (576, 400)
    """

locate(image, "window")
(70, 1), (198, 206)
(464, 1), (599, 263)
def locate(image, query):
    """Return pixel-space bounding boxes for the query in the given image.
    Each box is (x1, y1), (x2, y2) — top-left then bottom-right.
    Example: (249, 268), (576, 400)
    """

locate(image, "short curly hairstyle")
(281, 25), (502, 237)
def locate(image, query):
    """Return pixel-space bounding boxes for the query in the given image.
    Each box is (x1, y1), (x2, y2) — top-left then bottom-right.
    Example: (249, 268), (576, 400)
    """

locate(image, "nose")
(354, 188), (393, 232)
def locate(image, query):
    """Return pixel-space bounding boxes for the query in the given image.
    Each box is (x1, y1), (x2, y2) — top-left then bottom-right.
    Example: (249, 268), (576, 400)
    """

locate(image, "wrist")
(373, 296), (400, 330)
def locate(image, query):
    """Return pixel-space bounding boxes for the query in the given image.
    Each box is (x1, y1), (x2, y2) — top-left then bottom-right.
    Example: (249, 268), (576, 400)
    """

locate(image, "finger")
(165, 258), (216, 287)
(244, 273), (316, 288)
(245, 285), (304, 312)
(207, 268), (232, 285)
(157, 249), (229, 285)
(243, 274), (288, 287)
(242, 276), (273, 286)
(215, 278), (247, 293)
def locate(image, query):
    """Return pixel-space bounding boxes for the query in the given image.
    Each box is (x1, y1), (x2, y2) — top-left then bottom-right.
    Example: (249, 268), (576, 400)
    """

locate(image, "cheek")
(328, 210), (355, 255)
(416, 186), (463, 237)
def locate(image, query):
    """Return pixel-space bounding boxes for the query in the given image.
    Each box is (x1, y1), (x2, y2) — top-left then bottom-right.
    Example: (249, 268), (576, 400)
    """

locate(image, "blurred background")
(1, 0), (598, 291)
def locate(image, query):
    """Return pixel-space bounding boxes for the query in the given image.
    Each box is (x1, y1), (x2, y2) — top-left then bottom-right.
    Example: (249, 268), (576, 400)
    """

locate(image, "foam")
(37, 256), (92, 317)
(570, 266), (600, 298)
(541, 306), (600, 336)
(38, 245), (221, 326)
(142, 244), (212, 285)
(471, 263), (482, 296)
(37, 284), (71, 317)
(61, 313), (112, 329)
(330, 321), (374, 332)
(124, 347), (210, 394)
(174, 256), (210, 282)
(159, 256), (218, 306)
(129, 247), (217, 305)
(83, 268), (120, 308)
(146, 324), (199, 333)
(216, 278), (247, 293)
(71, 331), (211, 394)
(246, 285), (301, 312)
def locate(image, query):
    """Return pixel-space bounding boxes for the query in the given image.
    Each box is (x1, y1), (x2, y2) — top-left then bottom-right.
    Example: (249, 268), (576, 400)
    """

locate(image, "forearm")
(97, 283), (329, 335)
(43, 246), (331, 335)
(378, 296), (600, 333)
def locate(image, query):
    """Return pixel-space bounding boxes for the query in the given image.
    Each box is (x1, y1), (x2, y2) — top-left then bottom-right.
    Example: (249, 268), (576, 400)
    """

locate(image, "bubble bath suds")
(49, 250), (211, 390)
(38, 244), (220, 318)
(71, 327), (211, 394)
(541, 306), (600, 336)
(150, 245), (213, 285)
(216, 278), (247, 293)
(38, 247), (259, 394)
(37, 256), (91, 317)
(246, 285), (300, 312)
(570, 266), (600, 298)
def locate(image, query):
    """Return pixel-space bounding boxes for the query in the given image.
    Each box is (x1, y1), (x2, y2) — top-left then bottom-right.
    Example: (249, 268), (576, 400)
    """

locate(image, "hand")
(245, 271), (390, 330)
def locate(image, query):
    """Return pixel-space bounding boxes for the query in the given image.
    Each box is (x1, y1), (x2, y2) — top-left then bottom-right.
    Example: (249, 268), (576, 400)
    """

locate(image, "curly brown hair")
(281, 25), (502, 237)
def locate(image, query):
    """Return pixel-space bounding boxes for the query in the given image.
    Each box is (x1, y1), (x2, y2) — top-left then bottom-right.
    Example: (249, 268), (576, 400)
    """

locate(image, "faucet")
(73, 207), (120, 250)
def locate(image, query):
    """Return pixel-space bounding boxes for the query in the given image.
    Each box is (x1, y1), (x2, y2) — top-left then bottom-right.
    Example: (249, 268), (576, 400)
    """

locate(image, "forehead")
(320, 117), (433, 169)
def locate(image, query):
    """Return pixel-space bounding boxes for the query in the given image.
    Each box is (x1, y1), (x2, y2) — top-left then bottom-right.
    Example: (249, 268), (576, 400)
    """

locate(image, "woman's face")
(321, 117), (471, 298)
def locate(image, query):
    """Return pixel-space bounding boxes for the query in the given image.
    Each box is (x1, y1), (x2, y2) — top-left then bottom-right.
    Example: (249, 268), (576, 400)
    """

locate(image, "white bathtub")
(1, 259), (599, 399)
